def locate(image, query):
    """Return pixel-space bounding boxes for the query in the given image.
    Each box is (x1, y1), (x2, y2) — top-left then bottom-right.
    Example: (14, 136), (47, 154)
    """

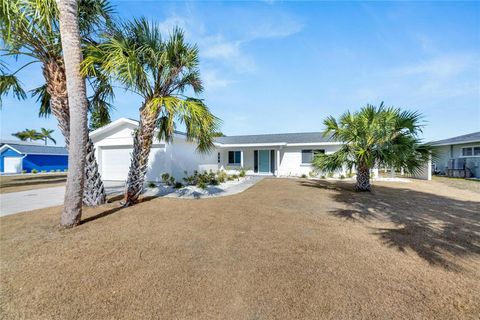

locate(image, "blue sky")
(1, 0), (479, 146)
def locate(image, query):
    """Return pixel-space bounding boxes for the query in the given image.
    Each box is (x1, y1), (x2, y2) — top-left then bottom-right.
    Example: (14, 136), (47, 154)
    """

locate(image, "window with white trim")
(461, 146), (480, 157)
(228, 151), (241, 165)
(301, 149), (325, 164)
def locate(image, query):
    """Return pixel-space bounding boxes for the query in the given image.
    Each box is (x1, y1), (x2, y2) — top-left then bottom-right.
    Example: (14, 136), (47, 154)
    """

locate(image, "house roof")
(214, 132), (337, 146)
(89, 118), (187, 139)
(430, 131), (480, 146)
(0, 143), (68, 155)
(0, 139), (43, 146)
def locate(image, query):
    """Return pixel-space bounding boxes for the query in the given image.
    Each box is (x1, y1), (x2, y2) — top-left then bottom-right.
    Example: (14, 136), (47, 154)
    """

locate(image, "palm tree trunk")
(356, 165), (371, 192)
(123, 104), (159, 206)
(57, 0), (88, 227)
(44, 62), (106, 206)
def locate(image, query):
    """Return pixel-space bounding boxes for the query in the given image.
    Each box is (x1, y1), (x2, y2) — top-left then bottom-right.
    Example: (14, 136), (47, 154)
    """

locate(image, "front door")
(258, 150), (270, 173)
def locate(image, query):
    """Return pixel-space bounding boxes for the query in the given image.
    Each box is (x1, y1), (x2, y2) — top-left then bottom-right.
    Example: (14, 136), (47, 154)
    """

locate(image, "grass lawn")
(0, 178), (478, 319)
(0, 173), (67, 194)
(433, 175), (480, 193)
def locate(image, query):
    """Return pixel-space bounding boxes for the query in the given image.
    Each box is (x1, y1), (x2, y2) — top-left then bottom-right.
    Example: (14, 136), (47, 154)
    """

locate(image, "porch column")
(240, 150), (244, 168)
(276, 149), (281, 176)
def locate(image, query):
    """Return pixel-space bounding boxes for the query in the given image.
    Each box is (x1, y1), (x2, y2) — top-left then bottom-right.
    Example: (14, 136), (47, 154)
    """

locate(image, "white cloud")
(391, 54), (478, 78)
(202, 69), (234, 90)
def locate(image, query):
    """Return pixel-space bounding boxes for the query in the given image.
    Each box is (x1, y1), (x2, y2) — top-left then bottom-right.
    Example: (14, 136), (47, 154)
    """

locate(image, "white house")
(90, 118), (345, 181)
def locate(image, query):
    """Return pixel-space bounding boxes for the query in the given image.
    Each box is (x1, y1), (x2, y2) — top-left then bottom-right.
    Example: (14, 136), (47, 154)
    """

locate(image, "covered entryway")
(254, 149), (275, 174)
(3, 157), (22, 173)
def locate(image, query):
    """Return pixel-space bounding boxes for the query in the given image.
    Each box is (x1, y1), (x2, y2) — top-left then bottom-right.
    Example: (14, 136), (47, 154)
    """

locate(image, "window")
(217, 152), (221, 164)
(301, 149), (325, 164)
(474, 147), (480, 156)
(462, 147), (473, 156)
(228, 151), (241, 165)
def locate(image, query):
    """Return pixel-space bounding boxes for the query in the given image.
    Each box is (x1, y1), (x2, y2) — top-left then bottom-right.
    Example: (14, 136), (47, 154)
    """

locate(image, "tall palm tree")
(0, 0), (112, 206)
(313, 102), (432, 191)
(39, 128), (57, 145)
(84, 19), (220, 206)
(56, 0), (89, 227)
(12, 129), (41, 142)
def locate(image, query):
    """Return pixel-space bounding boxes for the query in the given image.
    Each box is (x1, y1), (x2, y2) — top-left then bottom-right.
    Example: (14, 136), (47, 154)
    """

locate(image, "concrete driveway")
(0, 181), (125, 217)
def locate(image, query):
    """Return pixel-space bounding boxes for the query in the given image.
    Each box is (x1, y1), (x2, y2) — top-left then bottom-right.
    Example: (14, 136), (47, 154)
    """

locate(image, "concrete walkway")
(0, 177), (265, 217)
(0, 182), (124, 217)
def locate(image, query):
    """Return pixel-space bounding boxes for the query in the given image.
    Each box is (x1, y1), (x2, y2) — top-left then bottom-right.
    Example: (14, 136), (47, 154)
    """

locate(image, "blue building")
(0, 140), (68, 173)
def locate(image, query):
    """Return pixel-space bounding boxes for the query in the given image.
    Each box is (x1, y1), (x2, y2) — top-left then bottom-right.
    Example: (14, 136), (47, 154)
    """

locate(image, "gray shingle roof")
(2, 143), (68, 155)
(215, 132), (336, 145)
(430, 132), (480, 146)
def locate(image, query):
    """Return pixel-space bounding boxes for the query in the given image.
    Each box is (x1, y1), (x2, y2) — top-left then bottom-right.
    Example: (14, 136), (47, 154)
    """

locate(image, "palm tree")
(56, 0), (89, 227)
(84, 19), (220, 206)
(313, 102), (432, 191)
(12, 129), (42, 142)
(0, 0), (112, 206)
(39, 128), (57, 145)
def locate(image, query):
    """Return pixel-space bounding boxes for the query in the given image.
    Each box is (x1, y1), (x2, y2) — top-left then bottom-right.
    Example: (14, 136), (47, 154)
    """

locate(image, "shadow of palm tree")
(299, 179), (480, 271)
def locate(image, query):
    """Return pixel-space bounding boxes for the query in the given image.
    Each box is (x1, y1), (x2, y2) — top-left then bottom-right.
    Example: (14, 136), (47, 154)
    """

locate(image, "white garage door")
(101, 147), (132, 181)
(4, 157), (22, 173)
(100, 146), (166, 181)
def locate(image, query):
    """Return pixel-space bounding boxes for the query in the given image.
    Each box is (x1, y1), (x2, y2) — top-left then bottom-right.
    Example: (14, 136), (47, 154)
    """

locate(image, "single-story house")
(90, 118), (346, 182)
(0, 140), (68, 174)
(91, 118), (434, 182)
(430, 131), (480, 178)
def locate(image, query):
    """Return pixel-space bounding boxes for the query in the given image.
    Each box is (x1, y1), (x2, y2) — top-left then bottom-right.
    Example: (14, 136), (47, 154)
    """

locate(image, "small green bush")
(21, 169), (27, 174)
(169, 176), (175, 186)
(50, 169), (56, 172)
(161, 173), (171, 184)
(41, 170), (47, 173)
(346, 172), (354, 178)
(340, 175), (345, 179)
(31, 169), (38, 174)
(147, 181), (156, 188)
(239, 169), (246, 177)
(197, 181), (207, 189)
(227, 175), (234, 181)
(321, 175), (326, 179)
(231, 174), (238, 180)
(327, 172), (334, 178)
(174, 182), (183, 189)
(56, 169), (61, 172)
(300, 174), (307, 179)
(217, 170), (227, 183)
(308, 171), (316, 178)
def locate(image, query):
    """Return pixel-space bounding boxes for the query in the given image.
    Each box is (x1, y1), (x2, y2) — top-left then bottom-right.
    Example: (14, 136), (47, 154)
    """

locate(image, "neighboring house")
(0, 140), (68, 174)
(90, 118), (345, 181)
(430, 131), (480, 178)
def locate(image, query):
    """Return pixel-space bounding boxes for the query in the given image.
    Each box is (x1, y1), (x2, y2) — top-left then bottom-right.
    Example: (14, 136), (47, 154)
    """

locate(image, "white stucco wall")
(432, 142), (480, 177)
(91, 122), (218, 182)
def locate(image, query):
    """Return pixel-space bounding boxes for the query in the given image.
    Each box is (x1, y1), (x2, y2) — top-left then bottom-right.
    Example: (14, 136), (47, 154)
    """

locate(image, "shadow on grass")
(299, 179), (480, 271)
(81, 195), (158, 224)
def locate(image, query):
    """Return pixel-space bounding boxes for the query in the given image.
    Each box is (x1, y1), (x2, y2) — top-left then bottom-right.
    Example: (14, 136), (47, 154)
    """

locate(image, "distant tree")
(313, 102), (432, 191)
(12, 129), (42, 142)
(212, 132), (225, 137)
(39, 128), (57, 145)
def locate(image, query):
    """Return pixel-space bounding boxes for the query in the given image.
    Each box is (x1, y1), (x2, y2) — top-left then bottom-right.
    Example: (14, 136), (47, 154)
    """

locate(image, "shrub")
(321, 175), (326, 179)
(169, 176), (175, 186)
(346, 172), (354, 178)
(31, 169), (38, 174)
(340, 175), (345, 179)
(231, 174), (238, 180)
(161, 173), (170, 184)
(309, 171), (316, 178)
(147, 181), (156, 188)
(239, 168), (246, 177)
(174, 182), (183, 189)
(300, 174), (307, 178)
(63, 169), (68, 172)
(41, 170), (47, 173)
(197, 181), (207, 189)
(50, 169), (56, 172)
(56, 169), (61, 172)
(21, 169), (27, 174)
(327, 172), (334, 178)
(227, 175), (235, 181)
(217, 170), (227, 183)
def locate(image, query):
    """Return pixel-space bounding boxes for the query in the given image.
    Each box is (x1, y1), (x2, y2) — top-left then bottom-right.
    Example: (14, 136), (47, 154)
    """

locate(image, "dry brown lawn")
(1, 178), (479, 319)
(432, 176), (480, 193)
(0, 173), (66, 194)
